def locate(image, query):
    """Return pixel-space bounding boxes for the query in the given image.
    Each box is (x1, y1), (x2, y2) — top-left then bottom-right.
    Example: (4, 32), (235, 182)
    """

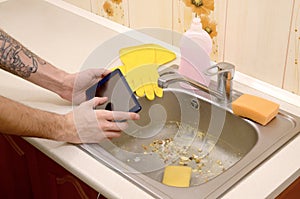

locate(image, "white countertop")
(1, 0), (300, 198)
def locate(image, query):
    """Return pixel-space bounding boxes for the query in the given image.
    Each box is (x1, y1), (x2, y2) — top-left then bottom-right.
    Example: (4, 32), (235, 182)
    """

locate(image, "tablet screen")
(86, 69), (141, 113)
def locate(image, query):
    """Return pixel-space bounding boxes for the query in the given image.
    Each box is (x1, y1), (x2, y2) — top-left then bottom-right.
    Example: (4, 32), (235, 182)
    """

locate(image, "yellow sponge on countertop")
(232, 94), (279, 126)
(162, 166), (192, 187)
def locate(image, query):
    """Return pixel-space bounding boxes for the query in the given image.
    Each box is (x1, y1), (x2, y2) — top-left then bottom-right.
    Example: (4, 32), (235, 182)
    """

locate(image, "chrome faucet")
(158, 62), (235, 103)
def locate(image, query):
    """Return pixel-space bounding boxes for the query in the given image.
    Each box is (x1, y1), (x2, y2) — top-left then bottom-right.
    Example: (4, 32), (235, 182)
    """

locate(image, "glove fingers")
(134, 83), (163, 100)
(145, 84), (155, 101)
(136, 86), (145, 98)
(153, 85), (163, 98)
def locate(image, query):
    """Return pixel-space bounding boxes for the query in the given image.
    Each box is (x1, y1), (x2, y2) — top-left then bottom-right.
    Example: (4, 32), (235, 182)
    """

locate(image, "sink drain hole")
(191, 99), (200, 110)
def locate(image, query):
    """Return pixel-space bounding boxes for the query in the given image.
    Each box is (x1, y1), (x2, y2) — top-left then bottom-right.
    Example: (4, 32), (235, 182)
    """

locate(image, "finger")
(112, 111), (140, 121)
(101, 120), (129, 131)
(93, 97), (108, 107)
(105, 131), (122, 139)
(100, 110), (140, 121)
(101, 69), (111, 77)
(89, 68), (111, 79)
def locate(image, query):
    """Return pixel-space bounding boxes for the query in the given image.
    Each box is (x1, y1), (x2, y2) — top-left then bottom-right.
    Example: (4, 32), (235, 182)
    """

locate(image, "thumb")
(93, 97), (108, 107)
(87, 68), (111, 78)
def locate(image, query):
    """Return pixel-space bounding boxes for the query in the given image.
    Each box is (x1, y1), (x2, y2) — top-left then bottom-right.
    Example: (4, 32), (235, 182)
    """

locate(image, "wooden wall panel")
(171, 0), (198, 51)
(223, 0), (293, 88)
(212, 0), (227, 62)
(172, 0), (192, 34)
(63, 0), (91, 11)
(283, 0), (300, 95)
(62, 0), (300, 96)
(126, 0), (174, 45)
(127, 0), (173, 29)
(172, 0), (222, 61)
(90, 0), (129, 26)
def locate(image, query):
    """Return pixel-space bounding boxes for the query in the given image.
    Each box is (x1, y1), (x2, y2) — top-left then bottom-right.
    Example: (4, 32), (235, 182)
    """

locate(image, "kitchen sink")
(79, 88), (300, 198)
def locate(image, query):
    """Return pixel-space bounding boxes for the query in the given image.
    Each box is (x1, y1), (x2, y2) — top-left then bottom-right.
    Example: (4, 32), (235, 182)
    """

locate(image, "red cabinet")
(0, 134), (105, 199)
(0, 134), (34, 198)
(276, 176), (300, 199)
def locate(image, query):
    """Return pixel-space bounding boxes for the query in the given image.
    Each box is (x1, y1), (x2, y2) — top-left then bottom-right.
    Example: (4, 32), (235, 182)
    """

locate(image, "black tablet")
(86, 69), (141, 113)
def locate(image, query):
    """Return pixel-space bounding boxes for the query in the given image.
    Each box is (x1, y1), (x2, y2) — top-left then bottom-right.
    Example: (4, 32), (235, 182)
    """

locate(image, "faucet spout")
(158, 62), (235, 103)
(158, 72), (224, 100)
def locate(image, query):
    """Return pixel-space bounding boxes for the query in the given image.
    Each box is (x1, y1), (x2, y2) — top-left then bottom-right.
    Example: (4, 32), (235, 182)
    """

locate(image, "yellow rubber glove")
(116, 44), (176, 100)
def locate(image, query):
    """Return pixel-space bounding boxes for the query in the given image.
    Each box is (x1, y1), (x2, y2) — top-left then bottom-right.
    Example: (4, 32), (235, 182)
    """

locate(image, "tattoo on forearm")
(0, 29), (46, 78)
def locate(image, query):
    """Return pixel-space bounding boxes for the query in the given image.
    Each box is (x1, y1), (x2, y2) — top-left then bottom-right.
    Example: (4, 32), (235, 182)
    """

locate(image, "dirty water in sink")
(101, 121), (243, 186)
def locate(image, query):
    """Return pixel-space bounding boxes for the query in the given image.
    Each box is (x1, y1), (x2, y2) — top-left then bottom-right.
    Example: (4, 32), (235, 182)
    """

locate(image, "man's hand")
(63, 97), (140, 143)
(60, 68), (110, 104)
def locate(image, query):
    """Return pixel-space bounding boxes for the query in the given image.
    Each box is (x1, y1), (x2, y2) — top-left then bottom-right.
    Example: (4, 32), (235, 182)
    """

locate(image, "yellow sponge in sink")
(232, 94), (279, 126)
(162, 166), (192, 187)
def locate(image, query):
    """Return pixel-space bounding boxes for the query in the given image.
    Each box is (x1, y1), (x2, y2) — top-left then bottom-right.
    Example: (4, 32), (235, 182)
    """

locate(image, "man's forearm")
(0, 95), (71, 141)
(0, 28), (72, 99)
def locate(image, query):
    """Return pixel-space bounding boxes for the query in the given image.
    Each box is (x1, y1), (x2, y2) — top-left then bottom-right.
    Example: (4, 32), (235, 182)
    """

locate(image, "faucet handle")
(205, 62), (235, 102)
(205, 62), (235, 80)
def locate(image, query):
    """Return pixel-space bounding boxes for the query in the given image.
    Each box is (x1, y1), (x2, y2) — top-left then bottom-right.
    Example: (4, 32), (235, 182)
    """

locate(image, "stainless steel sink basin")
(79, 88), (300, 198)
